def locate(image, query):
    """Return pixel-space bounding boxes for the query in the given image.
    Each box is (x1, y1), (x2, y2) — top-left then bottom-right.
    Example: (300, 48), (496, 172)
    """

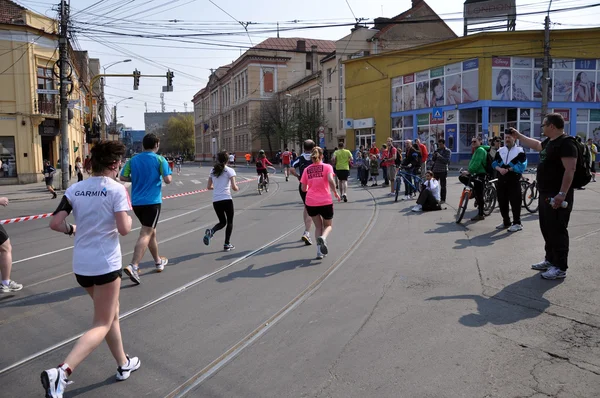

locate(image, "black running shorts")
(298, 183), (307, 204)
(335, 169), (349, 181)
(133, 204), (161, 228)
(0, 225), (8, 245)
(75, 270), (122, 288)
(305, 204), (334, 220)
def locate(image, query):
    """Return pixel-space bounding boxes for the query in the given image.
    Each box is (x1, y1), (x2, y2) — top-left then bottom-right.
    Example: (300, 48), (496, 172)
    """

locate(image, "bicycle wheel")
(257, 182), (262, 195)
(524, 182), (539, 213)
(483, 185), (497, 216)
(394, 178), (401, 202)
(456, 189), (469, 224)
(264, 181), (269, 193)
(520, 180), (529, 206)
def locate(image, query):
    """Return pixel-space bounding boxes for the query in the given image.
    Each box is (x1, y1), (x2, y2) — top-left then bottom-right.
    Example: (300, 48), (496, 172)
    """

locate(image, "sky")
(15, 0), (600, 129)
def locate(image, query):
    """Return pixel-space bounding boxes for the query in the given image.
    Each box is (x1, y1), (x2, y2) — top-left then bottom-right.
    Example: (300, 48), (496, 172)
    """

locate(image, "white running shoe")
(411, 205), (423, 212)
(41, 367), (71, 398)
(316, 237), (328, 255)
(541, 266), (567, 280)
(155, 257), (168, 272)
(0, 280), (23, 293)
(531, 260), (552, 271)
(508, 224), (523, 232)
(123, 265), (141, 285)
(301, 232), (313, 246)
(116, 355), (141, 381)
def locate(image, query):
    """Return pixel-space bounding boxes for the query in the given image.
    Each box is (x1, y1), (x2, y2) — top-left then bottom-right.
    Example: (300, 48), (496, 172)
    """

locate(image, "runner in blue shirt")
(119, 133), (172, 285)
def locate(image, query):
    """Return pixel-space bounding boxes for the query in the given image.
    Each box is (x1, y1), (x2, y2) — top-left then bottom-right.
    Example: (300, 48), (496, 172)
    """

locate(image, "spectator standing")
(431, 138), (451, 203)
(492, 133), (527, 232)
(401, 142), (421, 200)
(384, 138), (398, 195)
(75, 157), (84, 182)
(587, 138), (597, 182)
(380, 144), (389, 186)
(507, 114), (577, 279)
(458, 137), (489, 221)
(369, 154), (379, 186)
(416, 138), (429, 179)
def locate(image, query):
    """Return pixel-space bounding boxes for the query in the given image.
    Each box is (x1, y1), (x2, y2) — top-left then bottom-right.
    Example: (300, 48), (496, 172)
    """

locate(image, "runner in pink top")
(300, 147), (340, 260)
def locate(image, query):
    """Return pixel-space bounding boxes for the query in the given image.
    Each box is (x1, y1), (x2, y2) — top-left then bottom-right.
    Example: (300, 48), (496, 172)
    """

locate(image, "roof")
(320, 50), (336, 64)
(373, 0), (455, 39)
(252, 37), (336, 53)
(287, 71), (321, 91)
(0, 0), (26, 25)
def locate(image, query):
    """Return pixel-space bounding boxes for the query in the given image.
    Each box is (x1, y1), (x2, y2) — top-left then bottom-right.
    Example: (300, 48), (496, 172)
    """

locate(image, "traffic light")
(166, 70), (174, 92)
(133, 69), (141, 90)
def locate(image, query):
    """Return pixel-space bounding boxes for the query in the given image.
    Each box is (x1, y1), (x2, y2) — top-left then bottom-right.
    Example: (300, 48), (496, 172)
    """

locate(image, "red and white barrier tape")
(0, 177), (258, 225)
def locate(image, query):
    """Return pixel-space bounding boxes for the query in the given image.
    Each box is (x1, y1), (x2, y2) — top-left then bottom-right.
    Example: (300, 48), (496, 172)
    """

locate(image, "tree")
(162, 114), (194, 157)
(295, 98), (326, 145)
(250, 96), (298, 157)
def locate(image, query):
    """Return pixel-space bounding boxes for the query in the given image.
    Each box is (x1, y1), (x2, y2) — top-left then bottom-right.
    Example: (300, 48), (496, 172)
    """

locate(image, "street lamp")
(100, 59), (132, 139)
(111, 97), (133, 141)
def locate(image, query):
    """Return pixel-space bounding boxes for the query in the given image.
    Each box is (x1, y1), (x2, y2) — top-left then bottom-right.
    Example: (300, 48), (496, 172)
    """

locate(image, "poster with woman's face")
(415, 81), (429, 109)
(445, 74), (461, 105)
(462, 70), (478, 102)
(430, 78), (444, 107)
(553, 70), (573, 101)
(418, 127), (429, 145)
(573, 71), (595, 102)
(492, 68), (512, 100)
(403, 83), (415, 111)
(392, 85), (403, 112)
(511, 69), (532, 101)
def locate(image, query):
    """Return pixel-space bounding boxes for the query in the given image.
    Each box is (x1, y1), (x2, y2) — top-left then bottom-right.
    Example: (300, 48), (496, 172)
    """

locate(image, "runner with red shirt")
(281, 147), (292, 182)
(300, 146), (341, 260)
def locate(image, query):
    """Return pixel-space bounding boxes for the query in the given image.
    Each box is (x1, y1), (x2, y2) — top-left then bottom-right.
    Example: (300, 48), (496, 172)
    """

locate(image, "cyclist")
(256, 150), (273, 185)
(459, 136), (489, 221)
(281, 147), (292, 181)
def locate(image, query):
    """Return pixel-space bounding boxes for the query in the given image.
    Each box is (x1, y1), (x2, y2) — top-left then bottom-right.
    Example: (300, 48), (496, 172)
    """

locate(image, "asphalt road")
(1, 164), (599, 397)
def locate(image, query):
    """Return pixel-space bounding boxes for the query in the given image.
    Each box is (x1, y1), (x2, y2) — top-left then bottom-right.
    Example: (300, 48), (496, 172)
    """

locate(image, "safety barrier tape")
(0, 177), (258, 225)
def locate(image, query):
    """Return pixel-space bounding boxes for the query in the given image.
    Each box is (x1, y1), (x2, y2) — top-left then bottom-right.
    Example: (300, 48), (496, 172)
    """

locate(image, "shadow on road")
(63, 375), (115, 397)
(0, 286), (87, 308)
(426, 274), (564, 326)
(216, 259), (315, 282)
(453, 228), (513, 249)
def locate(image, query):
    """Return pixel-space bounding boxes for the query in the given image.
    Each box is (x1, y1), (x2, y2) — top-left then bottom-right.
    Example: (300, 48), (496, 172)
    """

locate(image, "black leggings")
(212, 199), (234, 244)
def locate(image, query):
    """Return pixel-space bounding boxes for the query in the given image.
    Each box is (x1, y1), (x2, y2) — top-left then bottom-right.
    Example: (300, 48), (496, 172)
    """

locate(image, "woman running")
(204, 151), (239, 252)
(42, 141), (139, 398)
(301, 146), (341, 259)
(75, 156), (84, 182)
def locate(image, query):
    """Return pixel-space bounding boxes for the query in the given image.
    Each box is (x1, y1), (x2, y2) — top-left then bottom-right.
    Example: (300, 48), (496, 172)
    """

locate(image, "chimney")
(373, 17), (392, 30)
(412, 0), (423, 7)
(311, 45), (318, 74)
(296, 40), (306, 52)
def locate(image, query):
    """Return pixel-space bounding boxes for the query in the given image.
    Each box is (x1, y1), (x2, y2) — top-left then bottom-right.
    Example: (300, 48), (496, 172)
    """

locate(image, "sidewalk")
(0, 181), (61, 202)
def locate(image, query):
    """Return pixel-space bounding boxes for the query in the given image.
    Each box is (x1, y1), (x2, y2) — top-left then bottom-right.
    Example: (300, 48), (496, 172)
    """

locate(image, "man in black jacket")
(431, 139), (451, 203)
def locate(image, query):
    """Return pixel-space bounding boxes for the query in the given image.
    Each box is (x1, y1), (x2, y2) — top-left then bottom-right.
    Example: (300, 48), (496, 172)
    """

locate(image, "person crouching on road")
(492, 132), (527, 232)
(43, 141), (139, 398)
(301, 146), (341, 260)
(412, 170), (442, 212)
(204, 151), (239, 252)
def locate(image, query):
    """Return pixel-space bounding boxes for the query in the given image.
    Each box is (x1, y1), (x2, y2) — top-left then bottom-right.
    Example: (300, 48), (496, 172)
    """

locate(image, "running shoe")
(496, 223), (510, 230)
(41, 367), (71, 398)
(155, 257), (168, 272)
(224, 244), (235, 252)
(411, 205), (423, 212)
(531, 260), (552, 271)
(343, 194), (348, 202)
(285, 177), (288, 182)
(0, 280), (23, 293)
(302, 232), (313, 246)
(116, 355), (141, 381)
(123, 264), (141, 285)
(541, 266), (567, 280)
(52, 192), (57, 199)
(203, 229), (213, 246)
(508, 224), (523, 232)
(316, 237), (328, 255)
(316, 252), (324, 260)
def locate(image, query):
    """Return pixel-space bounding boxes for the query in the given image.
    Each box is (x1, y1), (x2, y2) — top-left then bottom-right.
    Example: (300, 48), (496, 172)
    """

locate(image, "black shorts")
(335, 169), (349, 181)
(133, 204), (161, 228)
(257, 169), (268, 177)
(0, 225), (8, 245)
(75, 270), (122, 288)
(298, 183), (307, 204)
(45, 178), (53, 187)
(305, 204), (334, 220)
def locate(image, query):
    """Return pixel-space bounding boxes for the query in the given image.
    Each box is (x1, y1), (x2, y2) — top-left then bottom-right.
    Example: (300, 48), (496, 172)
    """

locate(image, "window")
(306, 53), (312, 70)
(327, 98), (332, 112)
(327, 68), (332, 83)
(0, 137), (17, 177)
(37, 67), (56, 114)
(263, 70), (274, 93)
(241, 76), (245, 98)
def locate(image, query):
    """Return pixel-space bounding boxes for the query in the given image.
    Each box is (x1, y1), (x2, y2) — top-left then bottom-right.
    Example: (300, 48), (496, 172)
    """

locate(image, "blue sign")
(463, 59), (479, 71)
(445, 124), (457, 152)
(432, 107), (444, 119)
(319, 137), (325, 148)
(575, 59), (596, 70)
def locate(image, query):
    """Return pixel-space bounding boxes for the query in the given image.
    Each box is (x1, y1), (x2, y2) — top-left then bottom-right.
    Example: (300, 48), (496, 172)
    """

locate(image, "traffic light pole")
(59, 0), (70, 190)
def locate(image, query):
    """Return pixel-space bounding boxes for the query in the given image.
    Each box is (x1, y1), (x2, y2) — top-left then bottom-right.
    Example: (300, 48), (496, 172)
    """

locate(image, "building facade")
(192, 38), (336, 161)
(0, 0), (90, 184)
(344, 27), (600, 162)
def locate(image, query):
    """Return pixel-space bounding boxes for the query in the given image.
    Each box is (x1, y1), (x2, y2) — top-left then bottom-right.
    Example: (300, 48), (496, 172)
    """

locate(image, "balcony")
(37, 98), (58, 115)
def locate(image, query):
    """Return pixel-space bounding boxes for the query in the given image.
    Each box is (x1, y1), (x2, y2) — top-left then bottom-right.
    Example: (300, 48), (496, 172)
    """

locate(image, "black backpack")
(562, 136), (592, 189)
(394, 147), (402, 167)
(484, 147), (495, 176)
(295, 155), (311, 179)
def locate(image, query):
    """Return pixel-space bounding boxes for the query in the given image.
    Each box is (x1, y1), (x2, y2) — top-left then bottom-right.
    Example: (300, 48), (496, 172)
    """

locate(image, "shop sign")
(575, 59), (596, 70)
(417, 114), (430, 126)
(445, 110), (457, 123)
(430, 67), (444, 78)
(590, 110), (600, 122)
(354, 118), (375, 129)
(445, 63), (461, 75)
(403, 73), (415, 84)
(492, 57), (510, 68)
(553, 109), (570, 122)
(463, 59), (479, 71)
(39, 119), (60, 137)
(512, 57), (533, 68)
(416, 71), (429, 82)
(520, 109), (530, 120)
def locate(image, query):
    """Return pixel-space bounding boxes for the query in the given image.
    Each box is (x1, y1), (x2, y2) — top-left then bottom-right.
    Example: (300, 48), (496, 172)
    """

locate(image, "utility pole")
(113, 105), (117, 141)
(58, 0), (70, 190)
(100, 77), (106, 139)
(541, 1), (553, 121)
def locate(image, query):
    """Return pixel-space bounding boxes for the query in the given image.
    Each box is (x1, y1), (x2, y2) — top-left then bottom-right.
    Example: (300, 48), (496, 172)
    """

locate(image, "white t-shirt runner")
(65, 176), (132, 276)
(210, 166), (236, 202)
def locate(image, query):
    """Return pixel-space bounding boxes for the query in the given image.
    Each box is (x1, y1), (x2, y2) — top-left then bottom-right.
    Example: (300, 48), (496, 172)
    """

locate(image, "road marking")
(166, 190), (379, 398)
(0, 222), (302, 376)
(175, 181), (184, 186)
(190, 180), (202, 184)
(574, 228), (600, 241)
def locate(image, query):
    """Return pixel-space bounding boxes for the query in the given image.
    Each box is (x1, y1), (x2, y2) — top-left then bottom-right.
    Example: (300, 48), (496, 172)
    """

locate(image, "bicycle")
(394, 168), (424, 202)
(455, 171), (498, 223)
(521, 168), (539, 213)
(257, 166), (276, 195)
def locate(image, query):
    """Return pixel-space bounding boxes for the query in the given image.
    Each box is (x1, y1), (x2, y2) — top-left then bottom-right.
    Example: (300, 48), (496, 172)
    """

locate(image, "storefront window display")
(391, 116), (414, 144)
(0, 137), (17, 177)
(575, 109), (600, 142)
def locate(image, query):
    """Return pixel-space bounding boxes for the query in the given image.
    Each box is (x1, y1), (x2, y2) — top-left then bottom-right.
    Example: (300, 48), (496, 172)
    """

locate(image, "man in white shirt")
(412, 170), (442, 212)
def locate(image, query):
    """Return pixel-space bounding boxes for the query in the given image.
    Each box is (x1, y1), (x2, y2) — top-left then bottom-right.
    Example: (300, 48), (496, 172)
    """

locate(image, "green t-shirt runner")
(333, 148), (353, 171)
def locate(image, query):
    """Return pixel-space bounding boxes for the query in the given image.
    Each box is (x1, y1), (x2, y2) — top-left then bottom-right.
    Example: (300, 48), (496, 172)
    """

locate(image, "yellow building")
(0, 0), (87, 185)
(344, 27), (600, 162)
